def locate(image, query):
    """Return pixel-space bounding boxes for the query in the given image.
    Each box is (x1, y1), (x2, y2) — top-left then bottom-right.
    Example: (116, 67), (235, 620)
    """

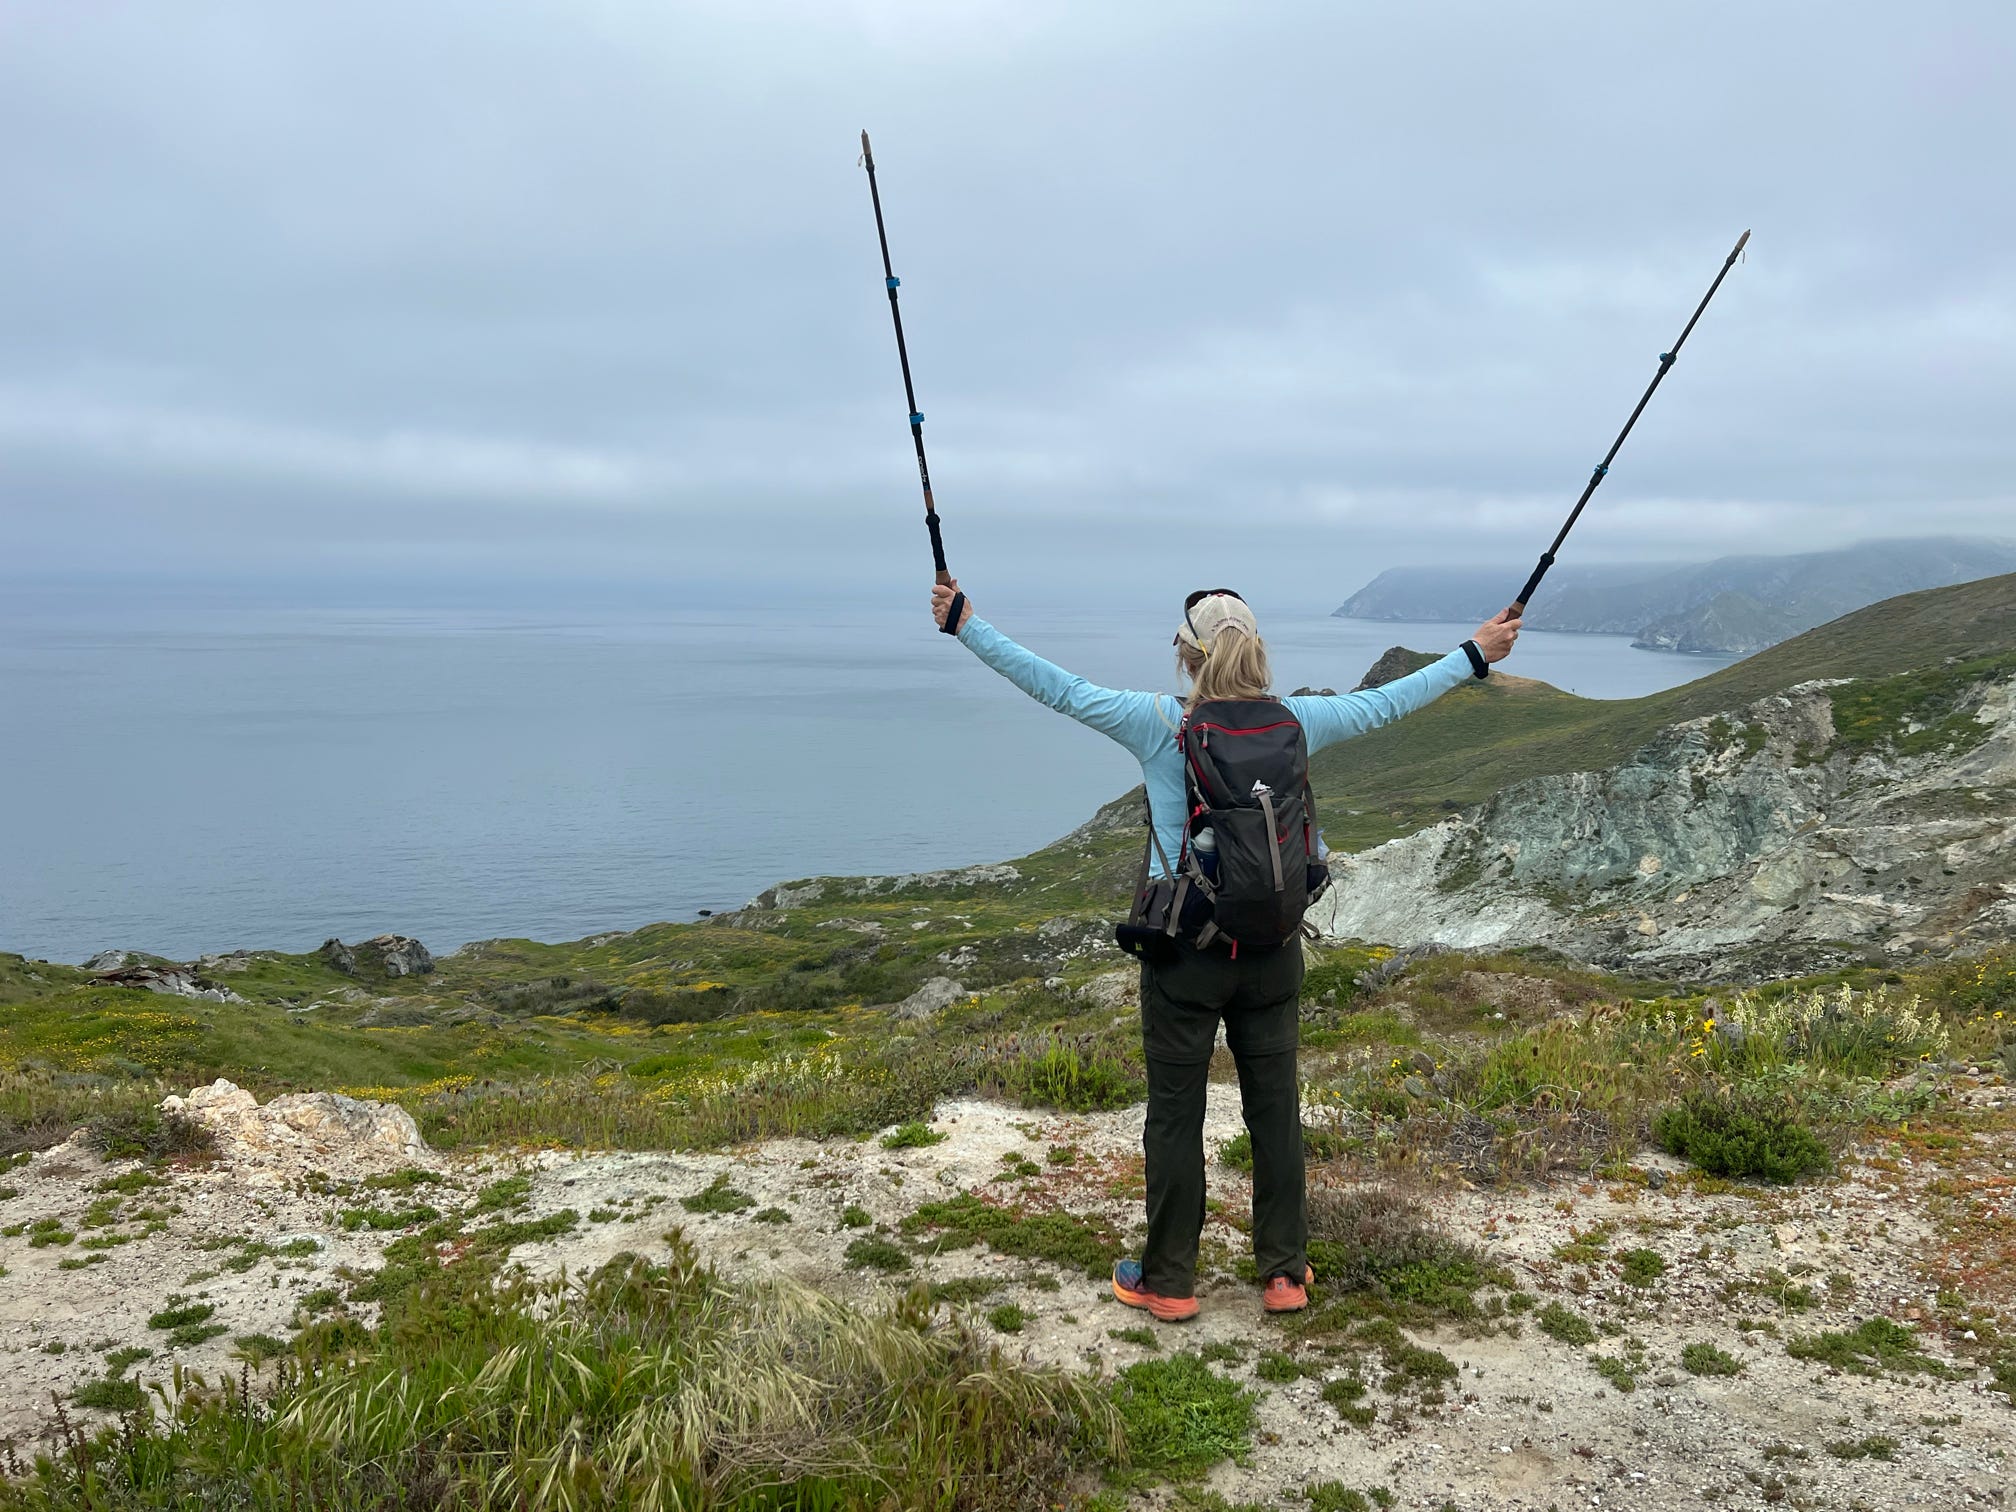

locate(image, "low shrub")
(1825, 1435), (1898, 1461)
(1618, 1247), (1666, 1287)
(1303, 1185), (1506, 1321)
(1652, 1089), (1829, 1182)
(1680, 1341), (1743, 1376)
(843, 1237), (911, 1273)
(83, 1106), (216, 1163)
(680, 1175), (755, 1215)
(1537, 1301), (1597, 1346)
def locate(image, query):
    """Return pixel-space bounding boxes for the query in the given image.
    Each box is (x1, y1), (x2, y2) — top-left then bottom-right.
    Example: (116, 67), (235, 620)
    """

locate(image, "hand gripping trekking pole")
(1507, 230), (1750, 618)
(860, 130), (962, 635)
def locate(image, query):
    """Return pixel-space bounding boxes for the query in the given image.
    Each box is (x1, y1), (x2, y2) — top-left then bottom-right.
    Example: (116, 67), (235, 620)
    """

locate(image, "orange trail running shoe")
(1112, 1259), (1200, 1323)
(1262, 1265), (1312, 1313)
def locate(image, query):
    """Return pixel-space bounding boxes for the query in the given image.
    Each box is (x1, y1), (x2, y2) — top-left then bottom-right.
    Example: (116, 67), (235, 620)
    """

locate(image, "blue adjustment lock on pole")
(909, 413), (924, 425)
(886, 276), (900, 288)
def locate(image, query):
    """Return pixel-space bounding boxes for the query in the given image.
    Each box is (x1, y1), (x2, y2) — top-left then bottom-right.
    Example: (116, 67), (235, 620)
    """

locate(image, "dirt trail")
(2, 1080), (2010, 1509)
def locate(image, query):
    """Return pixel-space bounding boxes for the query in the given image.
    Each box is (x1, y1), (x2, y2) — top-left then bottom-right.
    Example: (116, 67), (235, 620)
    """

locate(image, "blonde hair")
(1177, 623), (1273, 711)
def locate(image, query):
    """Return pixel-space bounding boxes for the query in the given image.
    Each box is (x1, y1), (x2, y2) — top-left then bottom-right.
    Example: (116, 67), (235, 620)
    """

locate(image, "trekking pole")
(1507, 229), (1750, 617)
(860, 130), (963, 635)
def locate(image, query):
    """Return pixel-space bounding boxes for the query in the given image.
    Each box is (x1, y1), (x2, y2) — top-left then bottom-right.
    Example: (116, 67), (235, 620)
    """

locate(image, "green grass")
(1108, 1326), (1160, 1351)
(842, 1236), (910, 1273)
(1680, 1341), (1744, 1376)
(900, 1192), (1124, 1278)
(995, 1041), (1143, 1112)
(146, 1300), (214, 1331)
(679, 1174), (755, 1215)
(69, 1376), (146, 1412)
(1830, 649), (2016, 756)
(1619, 1247), (1666, 1287)
(1320, 1374), (1371, 1415)
(1254, 1351), (1303, 1383)
(165, 1322), (229, 1349)
(11, 1240), (1120, 1510)
(985, 1302), (1027, 1334)
(878, 1121), (947, 1150)
(231, 1334), (290, 1365)
(1110, 1353), (1257, 1480)
(1591, 1352), (1639, 1393)
(925, 1277), (1002, 1307)
(1786, 1318), (1949, 1378)
(1307, 1486), (1379, 1512)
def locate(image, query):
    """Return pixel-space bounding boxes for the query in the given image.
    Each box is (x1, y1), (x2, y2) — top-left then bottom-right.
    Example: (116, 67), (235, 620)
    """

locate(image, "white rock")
(160, 1078), (426, 1182)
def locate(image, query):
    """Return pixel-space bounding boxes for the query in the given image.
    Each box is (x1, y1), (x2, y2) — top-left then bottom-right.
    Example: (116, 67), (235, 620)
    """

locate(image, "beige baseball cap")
(1175, 589), (1258, 654)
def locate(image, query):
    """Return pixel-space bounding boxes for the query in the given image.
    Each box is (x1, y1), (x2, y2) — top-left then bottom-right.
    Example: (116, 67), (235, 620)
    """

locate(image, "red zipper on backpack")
(1191, 720), (1299, 737)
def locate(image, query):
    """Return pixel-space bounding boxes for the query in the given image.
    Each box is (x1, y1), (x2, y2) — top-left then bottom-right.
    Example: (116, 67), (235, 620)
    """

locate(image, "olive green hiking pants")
(1137, 938), (1306, 1298)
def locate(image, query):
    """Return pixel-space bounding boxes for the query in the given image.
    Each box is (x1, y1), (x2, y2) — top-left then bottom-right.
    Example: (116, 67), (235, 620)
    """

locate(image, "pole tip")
(1733, 228), (1750, 255)
(860, 129), (873, 161)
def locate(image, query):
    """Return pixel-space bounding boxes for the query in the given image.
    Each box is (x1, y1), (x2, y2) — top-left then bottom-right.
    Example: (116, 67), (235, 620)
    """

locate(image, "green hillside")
(1307, 570), (2016, 851)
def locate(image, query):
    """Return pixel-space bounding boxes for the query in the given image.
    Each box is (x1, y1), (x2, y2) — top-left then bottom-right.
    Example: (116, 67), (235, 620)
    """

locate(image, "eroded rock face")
(1309, 676), (2016, 978)
(160, 1079), (427, 1180)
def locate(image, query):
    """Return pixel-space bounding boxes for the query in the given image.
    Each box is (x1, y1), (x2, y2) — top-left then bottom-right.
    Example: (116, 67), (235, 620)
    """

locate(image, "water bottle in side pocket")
(1192, 826), (1219, 883)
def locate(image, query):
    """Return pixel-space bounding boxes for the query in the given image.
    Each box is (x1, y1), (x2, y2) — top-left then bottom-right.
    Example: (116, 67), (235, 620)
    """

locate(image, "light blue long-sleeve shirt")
(956, 615), (1476, 876)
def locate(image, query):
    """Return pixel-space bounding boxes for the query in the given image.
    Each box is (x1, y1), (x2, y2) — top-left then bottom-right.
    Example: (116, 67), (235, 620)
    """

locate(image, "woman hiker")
(930, 581), (1520, 1320)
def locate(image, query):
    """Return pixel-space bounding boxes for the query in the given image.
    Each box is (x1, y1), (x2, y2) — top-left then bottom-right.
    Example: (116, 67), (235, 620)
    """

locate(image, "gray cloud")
(2, 1), (2012, 605)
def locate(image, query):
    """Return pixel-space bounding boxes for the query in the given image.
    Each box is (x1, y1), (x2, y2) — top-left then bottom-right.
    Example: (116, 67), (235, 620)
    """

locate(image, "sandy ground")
(3, 1079), (2011, 1511)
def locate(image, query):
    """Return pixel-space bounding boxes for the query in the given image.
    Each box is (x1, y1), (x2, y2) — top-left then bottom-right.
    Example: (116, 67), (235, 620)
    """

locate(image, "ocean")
(0, 586), (1730, 964)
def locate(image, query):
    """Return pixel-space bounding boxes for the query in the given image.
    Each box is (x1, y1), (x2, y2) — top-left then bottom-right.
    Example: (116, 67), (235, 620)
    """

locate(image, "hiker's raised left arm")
(934, 581), (1168, 758)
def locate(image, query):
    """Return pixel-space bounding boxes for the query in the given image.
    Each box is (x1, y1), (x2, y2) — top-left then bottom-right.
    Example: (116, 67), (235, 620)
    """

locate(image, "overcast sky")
(2, 1), (2011, 611)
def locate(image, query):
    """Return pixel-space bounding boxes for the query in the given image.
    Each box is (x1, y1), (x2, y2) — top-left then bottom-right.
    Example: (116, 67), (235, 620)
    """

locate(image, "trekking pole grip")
(1508, 552), (1554, 619)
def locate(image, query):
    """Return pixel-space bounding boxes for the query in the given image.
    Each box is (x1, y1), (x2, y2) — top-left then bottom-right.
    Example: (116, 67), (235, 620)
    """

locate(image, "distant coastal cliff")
(1333, 536), (2016, 656)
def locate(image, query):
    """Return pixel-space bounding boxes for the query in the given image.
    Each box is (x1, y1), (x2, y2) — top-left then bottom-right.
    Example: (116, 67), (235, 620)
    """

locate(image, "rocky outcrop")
(1308, 675), (2016, 978)
(892, 977), (967, 1020)
(89, 960), (243, 1003)
(158, 1079), (426, 1181)
(1351, 647), (1438, 692)
(749, 863), (1024, 913)
(321, 935), (434, 978)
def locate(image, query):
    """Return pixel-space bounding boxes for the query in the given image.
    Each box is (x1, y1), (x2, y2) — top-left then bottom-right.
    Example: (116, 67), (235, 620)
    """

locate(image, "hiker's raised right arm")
(1292, 611), (1521, 752)
(932, 581), (1167, 758)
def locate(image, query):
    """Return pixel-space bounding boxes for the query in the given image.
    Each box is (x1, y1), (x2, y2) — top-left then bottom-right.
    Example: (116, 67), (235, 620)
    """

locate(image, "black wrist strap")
(940, 591), (966, 636)
(1461, 639), (1489, 679)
